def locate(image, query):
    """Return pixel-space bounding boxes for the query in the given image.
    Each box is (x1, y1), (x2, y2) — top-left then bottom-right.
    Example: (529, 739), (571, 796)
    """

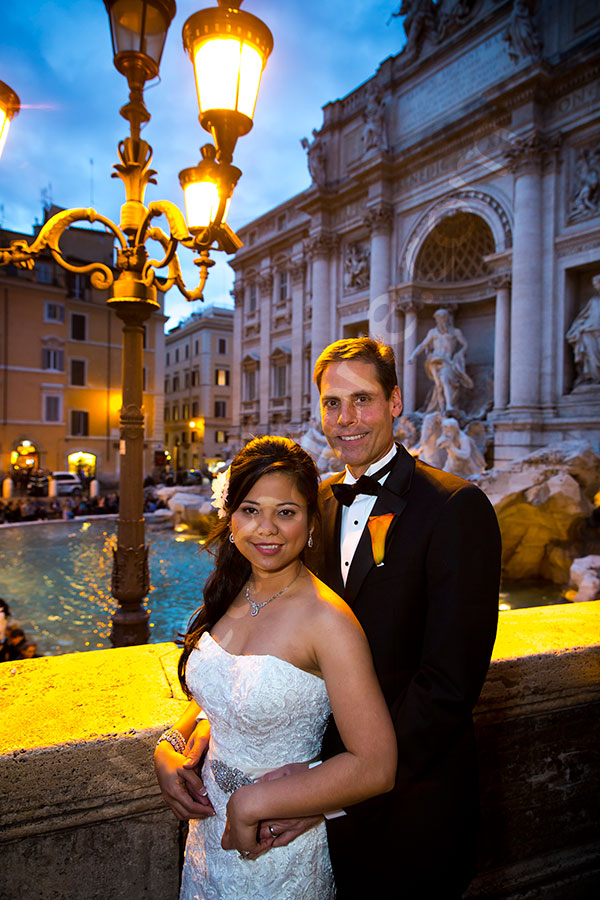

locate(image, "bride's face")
(231, 472), (310, 575)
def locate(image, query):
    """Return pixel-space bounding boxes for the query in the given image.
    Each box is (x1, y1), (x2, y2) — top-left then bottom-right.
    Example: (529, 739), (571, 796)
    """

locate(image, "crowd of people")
(0, 598), (42, 662)
(0, 493), (120, 525)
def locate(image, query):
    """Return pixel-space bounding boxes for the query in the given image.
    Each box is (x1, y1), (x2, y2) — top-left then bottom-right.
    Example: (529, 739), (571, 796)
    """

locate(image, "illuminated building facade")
(164, 305), (233, 474)
(230, 0), (600, 464)
(0, 207), (165, 485)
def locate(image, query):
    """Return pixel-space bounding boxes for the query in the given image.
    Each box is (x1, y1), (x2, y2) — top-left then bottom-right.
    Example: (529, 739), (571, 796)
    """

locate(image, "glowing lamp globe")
(182, 1), (273, 162)
(0, 81), (20, 159)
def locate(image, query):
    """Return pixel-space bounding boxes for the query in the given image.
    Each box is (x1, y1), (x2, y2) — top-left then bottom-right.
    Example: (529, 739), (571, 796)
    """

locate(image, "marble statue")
(418, 412), (446, 468)
(392, 0), (436, 58)
(361, 83), (387, 154)
(436, 417), (485, 478)
(301, 129), (327, 187)
(566, 275), (600, 385)
(408, 308), (474, 412)
(503, 0), (541, 63)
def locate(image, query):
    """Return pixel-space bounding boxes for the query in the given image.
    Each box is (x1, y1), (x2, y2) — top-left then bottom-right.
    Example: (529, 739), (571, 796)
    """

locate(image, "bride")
(154, 436), (397, 900)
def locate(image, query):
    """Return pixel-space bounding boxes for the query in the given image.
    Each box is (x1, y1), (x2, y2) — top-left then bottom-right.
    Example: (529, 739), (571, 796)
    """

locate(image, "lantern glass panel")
(194, 38), (263, 118)
(110, 0), (169, 64)
(0, 110), (10, 159)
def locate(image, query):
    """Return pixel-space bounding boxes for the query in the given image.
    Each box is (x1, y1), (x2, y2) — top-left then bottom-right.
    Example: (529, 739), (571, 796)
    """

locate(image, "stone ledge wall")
(0, 606), (599, 900)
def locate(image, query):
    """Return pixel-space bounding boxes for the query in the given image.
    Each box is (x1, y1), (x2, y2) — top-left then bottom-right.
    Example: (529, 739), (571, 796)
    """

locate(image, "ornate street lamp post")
(0, 0), (272, 646)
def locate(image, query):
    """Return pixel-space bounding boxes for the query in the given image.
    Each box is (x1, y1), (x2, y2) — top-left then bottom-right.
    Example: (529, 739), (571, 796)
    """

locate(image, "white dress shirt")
(339, 444), (398, 585)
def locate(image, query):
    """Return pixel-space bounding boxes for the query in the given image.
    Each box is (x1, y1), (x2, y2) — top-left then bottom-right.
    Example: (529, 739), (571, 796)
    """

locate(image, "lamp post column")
(109, 276), (158, 647)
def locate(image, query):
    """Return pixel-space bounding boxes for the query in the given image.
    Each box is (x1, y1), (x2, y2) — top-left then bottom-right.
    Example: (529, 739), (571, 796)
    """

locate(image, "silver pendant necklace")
(245, 564), (303, 616)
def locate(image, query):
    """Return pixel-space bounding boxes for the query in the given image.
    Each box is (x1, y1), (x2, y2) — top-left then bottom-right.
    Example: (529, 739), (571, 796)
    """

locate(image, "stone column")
(258, 269), (273, 432)
(309, 233), (337, 410)
(491, 274), (511, 411)
(504, 134), (546, 410)
(367, 204), (394, 343)
(398, 300), (422, 413)
(290, 258), (306, 430)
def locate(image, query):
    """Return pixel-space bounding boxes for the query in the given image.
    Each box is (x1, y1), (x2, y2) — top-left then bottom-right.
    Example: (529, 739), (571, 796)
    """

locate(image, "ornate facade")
(230, 0), (600, 464)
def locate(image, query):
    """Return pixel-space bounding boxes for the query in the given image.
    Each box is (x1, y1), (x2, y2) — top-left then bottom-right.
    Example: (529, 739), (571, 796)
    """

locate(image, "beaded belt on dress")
(210, 759), (255, 794)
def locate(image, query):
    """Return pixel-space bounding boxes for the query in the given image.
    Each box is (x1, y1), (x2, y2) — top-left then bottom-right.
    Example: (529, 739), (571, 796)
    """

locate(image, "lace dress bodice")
(179, 631), (335, 900)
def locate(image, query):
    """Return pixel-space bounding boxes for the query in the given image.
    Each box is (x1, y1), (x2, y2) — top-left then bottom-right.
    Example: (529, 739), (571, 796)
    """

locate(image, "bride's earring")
(307, 530), (314, 549)
(229, 532), (235, 544)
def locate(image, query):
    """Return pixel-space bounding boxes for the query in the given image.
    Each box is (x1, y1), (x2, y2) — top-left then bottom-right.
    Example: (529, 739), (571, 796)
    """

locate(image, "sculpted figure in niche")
(409, 308), (474, 412)
(300, 129), (327, 187)
(344, 243), (370, 290)
(392, 0), (436, 59)
(570, 148), (600, 220)
(503, 0), (541, 63)
(566, 275), (600, 386)
(361, 83), (387, 154)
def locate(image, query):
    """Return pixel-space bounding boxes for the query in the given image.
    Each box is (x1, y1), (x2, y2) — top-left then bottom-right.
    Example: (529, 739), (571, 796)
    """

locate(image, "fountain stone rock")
(566, 555), (600, 602)
(472, 440), (600, 584)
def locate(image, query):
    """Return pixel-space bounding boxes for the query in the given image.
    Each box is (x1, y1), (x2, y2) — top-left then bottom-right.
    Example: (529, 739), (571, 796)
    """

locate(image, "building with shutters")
(0, 206), (165, 485)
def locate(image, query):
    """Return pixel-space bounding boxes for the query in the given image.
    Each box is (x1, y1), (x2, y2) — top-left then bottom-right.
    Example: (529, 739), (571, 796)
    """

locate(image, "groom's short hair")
(313, 337), (398, 399)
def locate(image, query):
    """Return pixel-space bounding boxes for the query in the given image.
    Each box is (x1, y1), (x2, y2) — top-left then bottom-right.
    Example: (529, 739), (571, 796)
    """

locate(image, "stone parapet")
(1, 606), (599, 900)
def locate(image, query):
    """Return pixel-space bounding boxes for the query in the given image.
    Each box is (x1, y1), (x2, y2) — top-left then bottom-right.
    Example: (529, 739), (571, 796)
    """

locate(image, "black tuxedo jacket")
(307, 444), (501, 897)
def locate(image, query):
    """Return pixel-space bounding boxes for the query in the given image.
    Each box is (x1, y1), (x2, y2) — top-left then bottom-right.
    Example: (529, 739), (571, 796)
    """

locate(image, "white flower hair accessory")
(211, 467), (231, 518)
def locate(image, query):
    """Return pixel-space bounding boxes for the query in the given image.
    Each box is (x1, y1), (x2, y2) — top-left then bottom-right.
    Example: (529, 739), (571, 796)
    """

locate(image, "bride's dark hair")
(178, 435), (320, 697)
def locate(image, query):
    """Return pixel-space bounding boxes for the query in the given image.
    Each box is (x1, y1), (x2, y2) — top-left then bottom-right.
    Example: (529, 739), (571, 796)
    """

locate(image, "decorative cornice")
(257, 269), (274, 293)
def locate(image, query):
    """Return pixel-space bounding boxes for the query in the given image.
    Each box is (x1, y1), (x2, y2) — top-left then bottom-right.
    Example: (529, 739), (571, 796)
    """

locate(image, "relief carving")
(569, 145), (600, 222)
(344, 243), (370, 290)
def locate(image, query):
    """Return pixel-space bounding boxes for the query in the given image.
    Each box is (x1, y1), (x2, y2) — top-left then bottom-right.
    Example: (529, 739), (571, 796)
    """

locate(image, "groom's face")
(319, 359), (402, 478)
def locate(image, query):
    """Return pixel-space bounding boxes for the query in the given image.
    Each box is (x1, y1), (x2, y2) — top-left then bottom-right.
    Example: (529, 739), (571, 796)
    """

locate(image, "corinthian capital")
(366, 204), (394, 235)
(306, 232), (338, 260)
(504, 131), (562, 175)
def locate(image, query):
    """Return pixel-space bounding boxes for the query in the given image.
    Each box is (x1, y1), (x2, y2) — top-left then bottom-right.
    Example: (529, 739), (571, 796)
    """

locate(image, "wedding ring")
(268, 825), (277, 836)
(238, 851), (251, 860)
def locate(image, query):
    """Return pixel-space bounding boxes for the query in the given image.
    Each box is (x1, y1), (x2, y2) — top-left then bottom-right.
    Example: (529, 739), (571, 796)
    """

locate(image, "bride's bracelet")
(156, 728), (187, 754)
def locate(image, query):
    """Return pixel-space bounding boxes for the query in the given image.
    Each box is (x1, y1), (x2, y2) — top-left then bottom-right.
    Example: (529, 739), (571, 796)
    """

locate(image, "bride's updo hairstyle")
(178, 435), (320, 696)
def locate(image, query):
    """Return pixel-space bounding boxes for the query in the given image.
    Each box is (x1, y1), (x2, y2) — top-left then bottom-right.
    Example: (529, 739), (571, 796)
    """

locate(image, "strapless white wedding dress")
(180, 631), (336, 900)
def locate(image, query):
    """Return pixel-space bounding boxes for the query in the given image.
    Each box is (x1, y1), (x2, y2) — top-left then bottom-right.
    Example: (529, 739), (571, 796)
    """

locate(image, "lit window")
(215, 368), (229, 386)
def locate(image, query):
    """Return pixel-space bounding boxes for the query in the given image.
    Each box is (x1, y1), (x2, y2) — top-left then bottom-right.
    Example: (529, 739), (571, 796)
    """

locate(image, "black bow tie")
(331, 456), (397, 507)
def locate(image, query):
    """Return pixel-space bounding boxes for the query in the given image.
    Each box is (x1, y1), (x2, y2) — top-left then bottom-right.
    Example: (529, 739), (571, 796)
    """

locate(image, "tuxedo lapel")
(319, 474), (345, 596)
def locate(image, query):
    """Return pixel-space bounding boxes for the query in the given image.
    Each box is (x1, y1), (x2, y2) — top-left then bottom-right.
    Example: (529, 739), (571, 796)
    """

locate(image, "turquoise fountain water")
(0, 519), (213, 656)
(0, 517), (566, 658)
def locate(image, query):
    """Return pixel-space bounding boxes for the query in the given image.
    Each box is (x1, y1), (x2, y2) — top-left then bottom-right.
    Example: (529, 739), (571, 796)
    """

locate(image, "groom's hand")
(256, 761), (323, 847)
(258, 816), (324, 847)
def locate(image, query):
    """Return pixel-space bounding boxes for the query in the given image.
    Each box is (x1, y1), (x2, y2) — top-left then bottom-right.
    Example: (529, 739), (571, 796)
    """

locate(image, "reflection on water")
(499, 579), (567, 611)
(0, 519), (213, 656)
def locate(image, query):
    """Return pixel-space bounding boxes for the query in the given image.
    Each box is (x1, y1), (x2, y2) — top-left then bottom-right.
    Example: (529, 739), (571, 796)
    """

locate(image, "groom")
(287, 337), (501, 899)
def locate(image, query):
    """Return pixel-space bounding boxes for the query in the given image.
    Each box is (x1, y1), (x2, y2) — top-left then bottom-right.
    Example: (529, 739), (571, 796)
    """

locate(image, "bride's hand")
(154, 722), (214, 822)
